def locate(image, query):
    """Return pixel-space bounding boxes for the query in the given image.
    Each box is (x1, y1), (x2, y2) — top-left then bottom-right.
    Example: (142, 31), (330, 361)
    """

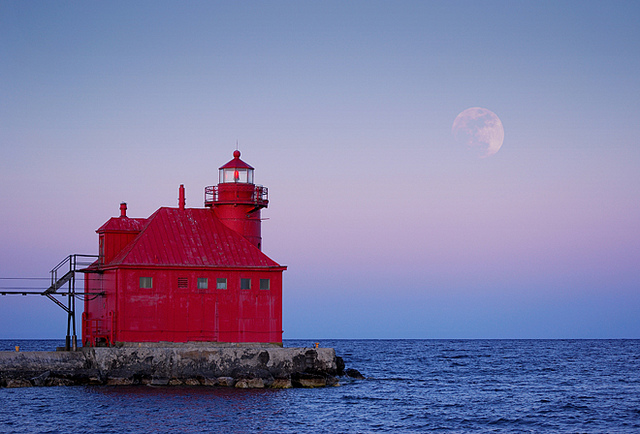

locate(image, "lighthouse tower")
(204, 150), (269, 250)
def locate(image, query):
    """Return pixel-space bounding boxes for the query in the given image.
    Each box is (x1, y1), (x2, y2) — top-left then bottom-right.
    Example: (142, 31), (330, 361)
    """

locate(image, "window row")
(139, 277), (270, 290)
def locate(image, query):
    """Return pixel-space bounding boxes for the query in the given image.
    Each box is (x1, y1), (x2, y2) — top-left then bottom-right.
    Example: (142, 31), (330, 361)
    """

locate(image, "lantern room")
(219, 150), (254, 184)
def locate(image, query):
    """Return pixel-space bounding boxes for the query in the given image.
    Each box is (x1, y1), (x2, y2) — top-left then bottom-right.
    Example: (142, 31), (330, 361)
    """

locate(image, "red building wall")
(84, 267), (283, 346)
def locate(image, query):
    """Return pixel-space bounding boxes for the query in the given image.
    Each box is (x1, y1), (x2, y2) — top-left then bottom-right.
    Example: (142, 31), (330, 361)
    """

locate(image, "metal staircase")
(43, 255), (100, 351)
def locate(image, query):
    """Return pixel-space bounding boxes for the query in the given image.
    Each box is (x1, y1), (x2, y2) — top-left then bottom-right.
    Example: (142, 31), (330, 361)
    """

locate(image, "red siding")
(97, 268), (283, 344)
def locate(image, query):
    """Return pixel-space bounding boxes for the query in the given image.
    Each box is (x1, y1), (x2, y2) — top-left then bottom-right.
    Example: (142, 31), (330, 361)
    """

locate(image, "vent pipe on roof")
(179, 184), (186, 210)
(120, 202), (127, 218)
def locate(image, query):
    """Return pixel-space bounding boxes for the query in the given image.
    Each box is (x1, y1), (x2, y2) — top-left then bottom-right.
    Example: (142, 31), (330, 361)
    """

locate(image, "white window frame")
(216, 278), (227, 290)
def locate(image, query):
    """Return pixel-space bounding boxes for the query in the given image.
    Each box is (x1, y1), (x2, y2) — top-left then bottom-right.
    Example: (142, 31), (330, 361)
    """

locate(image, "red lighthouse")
(82, 151), (286, 347)
(204, 150), (268, 250)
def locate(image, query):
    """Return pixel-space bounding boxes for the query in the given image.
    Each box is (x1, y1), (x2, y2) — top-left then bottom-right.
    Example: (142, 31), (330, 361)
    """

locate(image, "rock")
(217, 376), (235, 387)
(292, 372), (327, 388)
(326, 375), (340, 387)
(106, 377), (134, 386)
(184, 378), (200, 386)
(168, 378), (183, 386)
(150, 378), (170, 386)
(87, 376), (103, 385)
(5, 379), (31, 388)
(235, 378), (264, 389)
(261, 377), (275, 388)
(45, 377), (75, 387)
(270, 378), (292, 389)
(298, 377), (326, 388)
(138, 377), (152, 385)
(201, 377), (218, 386)
(345, 368), (365, 379)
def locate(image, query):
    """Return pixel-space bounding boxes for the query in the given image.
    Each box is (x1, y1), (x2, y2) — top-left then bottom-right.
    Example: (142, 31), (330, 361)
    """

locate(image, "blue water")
(1, 339), (640, 433)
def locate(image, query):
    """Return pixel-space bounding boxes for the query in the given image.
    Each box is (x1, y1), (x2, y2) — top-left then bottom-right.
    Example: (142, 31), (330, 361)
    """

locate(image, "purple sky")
(1, 1), (639, 339)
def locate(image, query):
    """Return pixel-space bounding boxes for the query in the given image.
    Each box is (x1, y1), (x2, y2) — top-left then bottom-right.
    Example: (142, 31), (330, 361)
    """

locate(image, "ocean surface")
(1, 339), (639, 433)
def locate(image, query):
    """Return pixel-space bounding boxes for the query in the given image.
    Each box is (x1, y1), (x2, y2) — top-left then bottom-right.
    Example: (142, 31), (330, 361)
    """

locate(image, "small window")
(197, 278), (208, 289)
(259, 278), (270, 290)
(216, 278), (227, 290)
(177, 277), (188, 289)
(240, 278), (251, 290)
(140, 277), (153, 289)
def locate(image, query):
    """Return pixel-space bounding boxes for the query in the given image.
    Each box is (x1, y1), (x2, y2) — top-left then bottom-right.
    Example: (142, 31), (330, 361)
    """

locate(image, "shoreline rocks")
(0, 346), (358, 389)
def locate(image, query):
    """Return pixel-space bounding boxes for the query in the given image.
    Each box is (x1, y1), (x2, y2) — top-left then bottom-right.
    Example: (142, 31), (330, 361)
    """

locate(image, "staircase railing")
(43, 254), (99, 351)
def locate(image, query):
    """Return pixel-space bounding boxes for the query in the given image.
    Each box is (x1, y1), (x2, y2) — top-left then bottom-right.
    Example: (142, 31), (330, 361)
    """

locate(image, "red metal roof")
(97, 217), (148, 233)
(219, 150), (254, 170)
(107, 207), (282, 268)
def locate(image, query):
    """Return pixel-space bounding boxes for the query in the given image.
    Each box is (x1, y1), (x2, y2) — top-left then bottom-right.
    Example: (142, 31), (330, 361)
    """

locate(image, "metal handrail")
(204, 185), (269, 207)
(49, 254), (99, 292)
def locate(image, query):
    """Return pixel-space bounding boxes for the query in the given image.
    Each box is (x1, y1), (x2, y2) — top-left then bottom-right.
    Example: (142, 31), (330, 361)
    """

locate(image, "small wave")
(488, 417), (523, 425)
(439, 354), (470, 360)
(560, 402), (590, 411)
(368, 376), (413, 382)
(341, 395), (389, 402)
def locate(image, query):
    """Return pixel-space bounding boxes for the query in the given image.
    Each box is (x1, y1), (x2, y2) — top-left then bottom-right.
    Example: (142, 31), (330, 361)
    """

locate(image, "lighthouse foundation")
(0, 346), (346, 388)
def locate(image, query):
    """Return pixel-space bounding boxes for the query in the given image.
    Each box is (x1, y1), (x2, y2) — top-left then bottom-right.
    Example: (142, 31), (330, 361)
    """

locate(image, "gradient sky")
(1, 1), (639, 339)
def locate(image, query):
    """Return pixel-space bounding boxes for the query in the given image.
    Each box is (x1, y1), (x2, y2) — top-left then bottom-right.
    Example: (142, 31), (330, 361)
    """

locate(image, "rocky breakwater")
(0, 346), (359, 389)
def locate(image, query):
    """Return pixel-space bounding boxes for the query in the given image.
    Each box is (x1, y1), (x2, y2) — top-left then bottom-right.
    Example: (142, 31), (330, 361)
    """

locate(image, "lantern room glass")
(219, 168), (254, 184)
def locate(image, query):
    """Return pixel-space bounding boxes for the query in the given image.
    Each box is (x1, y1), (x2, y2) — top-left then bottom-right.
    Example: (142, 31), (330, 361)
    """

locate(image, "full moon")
(452, 107), (504, 158)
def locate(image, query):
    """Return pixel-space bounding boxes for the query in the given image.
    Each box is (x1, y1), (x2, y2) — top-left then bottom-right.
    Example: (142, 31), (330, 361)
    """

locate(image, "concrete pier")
(0, 346), (346, 388)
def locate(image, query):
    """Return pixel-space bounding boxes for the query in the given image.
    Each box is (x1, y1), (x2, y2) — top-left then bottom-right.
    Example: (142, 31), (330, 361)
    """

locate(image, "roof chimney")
(179, 185), (186, 210)
(120, 202), (127, 218)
